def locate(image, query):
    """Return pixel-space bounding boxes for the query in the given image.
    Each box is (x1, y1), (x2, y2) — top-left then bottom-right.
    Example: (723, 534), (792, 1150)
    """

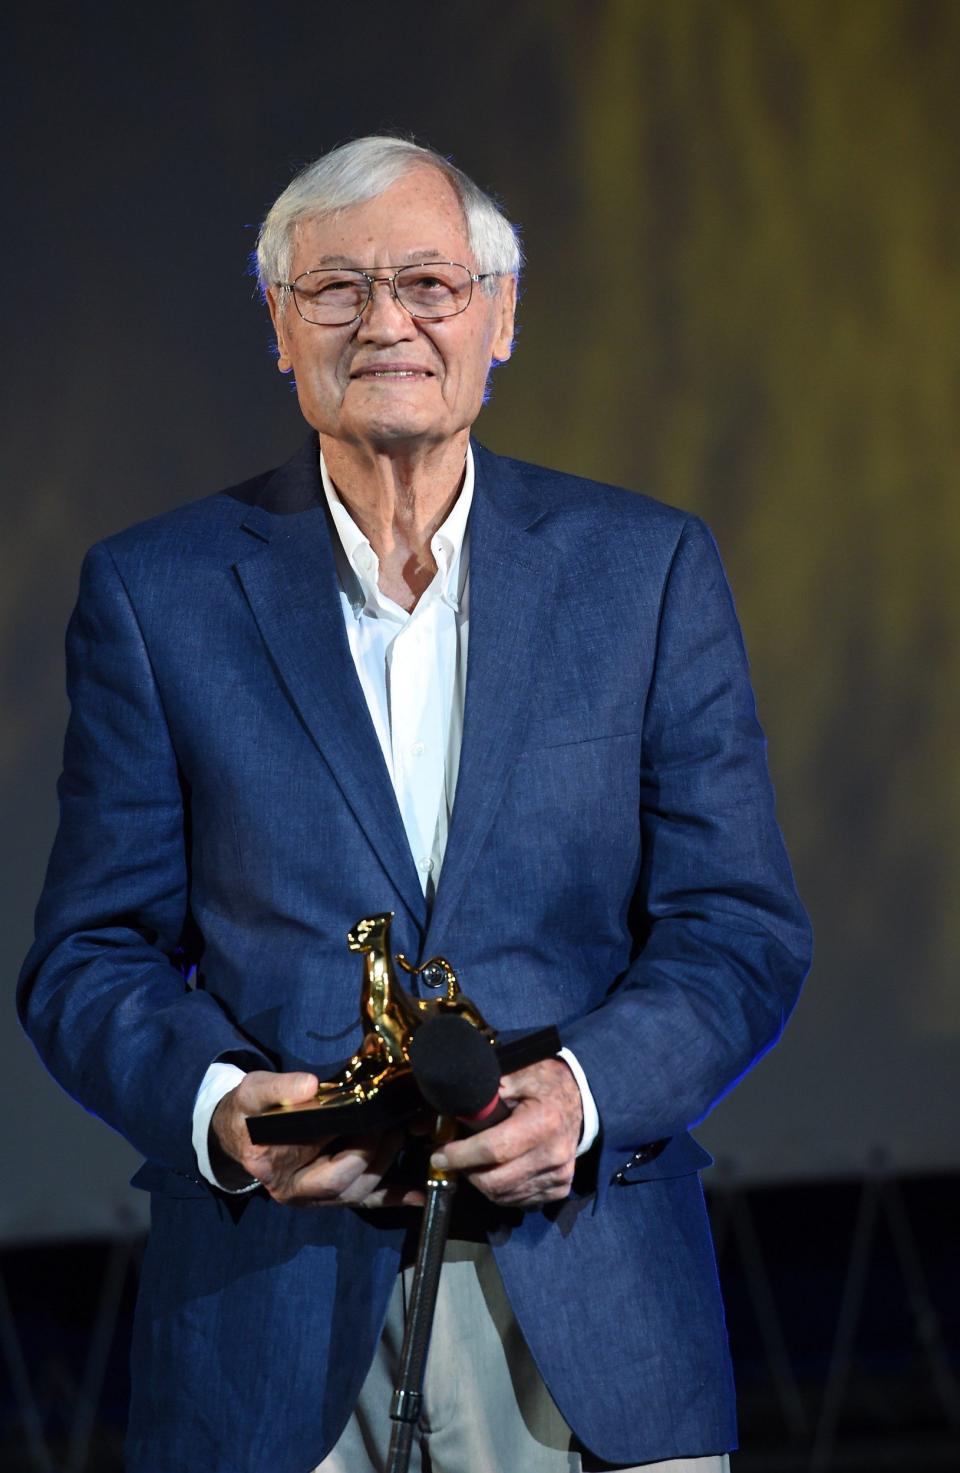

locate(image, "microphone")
(408, 1013), (510, 1131)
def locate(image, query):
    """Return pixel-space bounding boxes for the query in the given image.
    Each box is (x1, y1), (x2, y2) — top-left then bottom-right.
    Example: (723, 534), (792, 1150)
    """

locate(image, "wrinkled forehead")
(290, 167), (473, 274)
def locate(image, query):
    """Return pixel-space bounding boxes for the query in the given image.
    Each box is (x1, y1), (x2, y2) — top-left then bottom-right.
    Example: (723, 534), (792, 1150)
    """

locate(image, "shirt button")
(418, 858), (434, 874)
(411, 742), (425, 757)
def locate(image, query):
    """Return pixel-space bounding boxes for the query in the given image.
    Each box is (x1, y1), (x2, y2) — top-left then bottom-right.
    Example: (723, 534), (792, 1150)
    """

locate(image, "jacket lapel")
(232, 438), (428, 932)
(425, 444), (562, 950)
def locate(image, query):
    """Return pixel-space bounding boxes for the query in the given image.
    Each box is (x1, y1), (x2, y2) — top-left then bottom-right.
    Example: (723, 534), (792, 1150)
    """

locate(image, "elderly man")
(19, 137), (811, 1473)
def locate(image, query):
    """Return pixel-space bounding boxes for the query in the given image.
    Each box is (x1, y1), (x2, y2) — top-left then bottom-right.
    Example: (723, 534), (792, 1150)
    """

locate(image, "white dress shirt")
(192, 445), (598, 1188)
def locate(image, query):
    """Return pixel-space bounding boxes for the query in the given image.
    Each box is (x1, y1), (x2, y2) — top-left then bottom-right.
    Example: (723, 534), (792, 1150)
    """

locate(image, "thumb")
(276, 1071), (319, 1104)
(242, 1069), (318, 1113)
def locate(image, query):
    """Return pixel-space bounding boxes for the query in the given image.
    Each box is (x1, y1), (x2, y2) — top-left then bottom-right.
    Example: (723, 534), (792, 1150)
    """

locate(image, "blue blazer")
(19, 437), (811, 1472)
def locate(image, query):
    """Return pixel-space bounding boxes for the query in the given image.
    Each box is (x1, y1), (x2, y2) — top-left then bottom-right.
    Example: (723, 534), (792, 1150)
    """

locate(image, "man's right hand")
(210, 1070), (425, 1208)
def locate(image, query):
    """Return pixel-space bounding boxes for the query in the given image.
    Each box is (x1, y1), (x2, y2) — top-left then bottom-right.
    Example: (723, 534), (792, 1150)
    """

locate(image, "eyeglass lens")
(292, 263), (474, 324)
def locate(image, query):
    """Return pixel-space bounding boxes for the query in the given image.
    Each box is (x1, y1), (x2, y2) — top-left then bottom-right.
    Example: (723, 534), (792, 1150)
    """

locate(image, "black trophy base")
(246, 1026), (561, 1146)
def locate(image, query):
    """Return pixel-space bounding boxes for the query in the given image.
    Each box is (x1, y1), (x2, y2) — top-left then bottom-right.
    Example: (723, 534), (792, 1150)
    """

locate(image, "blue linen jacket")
(18, 436), (811, 1471)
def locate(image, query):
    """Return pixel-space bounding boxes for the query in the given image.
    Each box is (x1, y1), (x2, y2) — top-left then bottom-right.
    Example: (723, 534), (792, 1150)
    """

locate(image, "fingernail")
(430, 1151), (448, 1170)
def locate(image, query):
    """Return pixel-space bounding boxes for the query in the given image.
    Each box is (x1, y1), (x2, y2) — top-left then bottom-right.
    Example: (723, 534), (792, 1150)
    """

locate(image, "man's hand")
(429, 1057), (584, 1209)
(211, 1070), (425, 1208)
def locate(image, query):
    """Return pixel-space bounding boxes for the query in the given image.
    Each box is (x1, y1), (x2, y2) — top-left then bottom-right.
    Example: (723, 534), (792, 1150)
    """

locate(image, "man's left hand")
(430, 1057), (583, 1208)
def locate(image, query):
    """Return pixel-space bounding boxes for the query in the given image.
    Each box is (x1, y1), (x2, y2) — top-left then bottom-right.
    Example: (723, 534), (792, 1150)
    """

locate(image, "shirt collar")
(319, 444), (474, 619)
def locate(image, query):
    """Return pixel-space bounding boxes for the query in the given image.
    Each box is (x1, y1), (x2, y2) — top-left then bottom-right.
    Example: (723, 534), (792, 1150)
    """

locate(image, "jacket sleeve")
(17, 541), (271, 1176)
(561, 517), (813, 1204)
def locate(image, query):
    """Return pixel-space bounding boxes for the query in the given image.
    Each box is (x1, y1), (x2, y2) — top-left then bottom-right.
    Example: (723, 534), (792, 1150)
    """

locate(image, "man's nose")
(356, 277), (417, 339)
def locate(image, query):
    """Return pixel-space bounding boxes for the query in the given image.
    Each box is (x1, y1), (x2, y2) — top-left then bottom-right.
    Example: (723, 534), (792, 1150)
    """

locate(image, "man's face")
(266, 168), (516, 455)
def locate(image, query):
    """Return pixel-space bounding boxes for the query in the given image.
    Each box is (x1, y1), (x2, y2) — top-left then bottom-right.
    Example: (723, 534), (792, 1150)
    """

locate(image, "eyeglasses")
(277, 261), (496, 326)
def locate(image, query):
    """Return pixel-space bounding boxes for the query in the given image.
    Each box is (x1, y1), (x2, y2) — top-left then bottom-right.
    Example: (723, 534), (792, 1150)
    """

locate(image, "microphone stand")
(385, 1119), (458, 1473)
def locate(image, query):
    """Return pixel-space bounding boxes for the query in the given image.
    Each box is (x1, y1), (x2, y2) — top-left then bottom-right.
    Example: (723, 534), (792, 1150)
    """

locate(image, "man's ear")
(266, 287), (293, 373)
(491, 276), (517, 364)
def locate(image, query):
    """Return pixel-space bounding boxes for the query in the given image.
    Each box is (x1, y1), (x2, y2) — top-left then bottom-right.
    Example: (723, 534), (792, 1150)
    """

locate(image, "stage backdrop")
(3, 0), (958, 1241)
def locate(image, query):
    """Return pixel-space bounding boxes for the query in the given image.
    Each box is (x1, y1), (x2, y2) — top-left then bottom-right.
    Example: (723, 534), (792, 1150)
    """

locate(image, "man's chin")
(337, 411), (449, 452)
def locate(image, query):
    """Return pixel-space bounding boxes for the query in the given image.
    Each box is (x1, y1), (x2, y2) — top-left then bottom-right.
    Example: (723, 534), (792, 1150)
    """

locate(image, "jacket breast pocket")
(521, 699), (645, 752)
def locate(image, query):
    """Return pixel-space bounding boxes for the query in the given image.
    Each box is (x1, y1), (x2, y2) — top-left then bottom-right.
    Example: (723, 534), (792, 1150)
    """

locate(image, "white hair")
(254, 136), (523, 300)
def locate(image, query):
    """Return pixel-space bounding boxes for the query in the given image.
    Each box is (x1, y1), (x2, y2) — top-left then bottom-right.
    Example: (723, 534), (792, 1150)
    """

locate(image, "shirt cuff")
(557, 1046), (600, 1156)
(192, 1061), (261, 1194)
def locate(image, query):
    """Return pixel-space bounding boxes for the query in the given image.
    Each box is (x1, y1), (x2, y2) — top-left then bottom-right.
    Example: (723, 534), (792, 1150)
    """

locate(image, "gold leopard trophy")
(305, 912), (494, 1110)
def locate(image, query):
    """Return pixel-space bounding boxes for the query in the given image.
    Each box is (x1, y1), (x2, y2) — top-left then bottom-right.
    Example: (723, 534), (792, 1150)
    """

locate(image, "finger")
(465, 1151), (576, 1206)
(226, 1126), (335, 1188)
(285, 1130), (404, 1205)
(497, 1058), (562, 1099)
(250, 1139), (334, 1192)
(360, 1183), (427, 1209)
(214, 1071), (321, 1172)
(229, 1077), (322, 1170)
(333, 1130), (405, 1205)
(446, 1108), (577, 1205)
(237, 1070), (319, 1113)
(434, 1129), (508, 1174)
(498, 1058), (580, 1114)
(433, 1108), (534, 1173)
(463, 1134), (574, 1192)
(433, 1097), (557, 1174)
(468, 1159), (575, 1206)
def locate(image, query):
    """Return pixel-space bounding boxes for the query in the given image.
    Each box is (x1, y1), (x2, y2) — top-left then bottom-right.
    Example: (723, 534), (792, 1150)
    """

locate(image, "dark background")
(2, 2), (958, 1468)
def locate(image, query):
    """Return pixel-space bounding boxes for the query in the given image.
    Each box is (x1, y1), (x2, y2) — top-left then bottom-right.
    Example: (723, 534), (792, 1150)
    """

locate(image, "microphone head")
(408, 1013), (501, 1117)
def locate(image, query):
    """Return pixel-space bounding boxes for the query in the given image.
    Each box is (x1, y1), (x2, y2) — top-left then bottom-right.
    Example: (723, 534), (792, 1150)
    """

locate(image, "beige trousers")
(316, 1241), (730, 1473)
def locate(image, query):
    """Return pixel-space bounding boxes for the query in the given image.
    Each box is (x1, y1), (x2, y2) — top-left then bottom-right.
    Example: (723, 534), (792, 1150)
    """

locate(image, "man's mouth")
(350, 366), (434, 379)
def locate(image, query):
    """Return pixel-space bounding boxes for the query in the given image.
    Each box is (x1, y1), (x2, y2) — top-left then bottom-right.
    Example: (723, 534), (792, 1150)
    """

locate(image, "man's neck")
(319, 433), (469, 610)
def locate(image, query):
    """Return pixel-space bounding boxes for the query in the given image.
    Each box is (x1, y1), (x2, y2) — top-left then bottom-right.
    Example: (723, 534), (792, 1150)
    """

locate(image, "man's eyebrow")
(313, 250), (448, 267)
